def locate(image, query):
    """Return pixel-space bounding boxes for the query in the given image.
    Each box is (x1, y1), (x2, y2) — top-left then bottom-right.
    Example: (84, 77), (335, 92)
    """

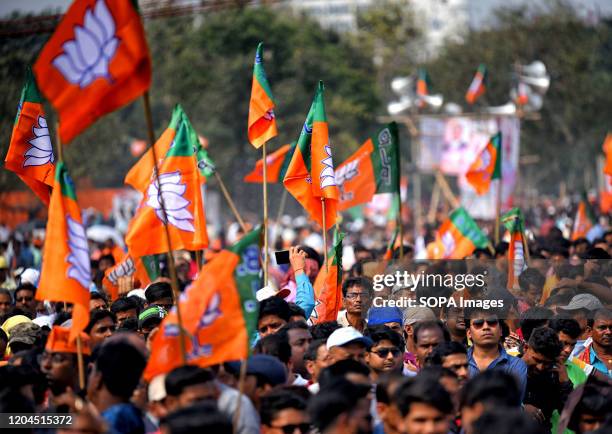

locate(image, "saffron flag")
(244, 144), (292, 183)
(416, 68), (430, 108)
(465, 132), (502, 195)
(37, 162), (91, 341)
(143, 249), (255, 381)
(336, 123), (400, 211)
(502, 208), (527, 289)
(125, 110), (209, 257)
(602, 133), (612, 184)
(283, 81), (339, 230)
(309, 232), (344, 325)
(515, 81), (529, 106)
(465, 64), (487, 104)
(428, 207), (489, 259)
(248, 42), (277, 148)
(5, 69), (56, 205)
(33, 0), (151, 144)
(383, 226), (400, 261)
(571, 198), (595, 241)
(103, 254), (159, 301)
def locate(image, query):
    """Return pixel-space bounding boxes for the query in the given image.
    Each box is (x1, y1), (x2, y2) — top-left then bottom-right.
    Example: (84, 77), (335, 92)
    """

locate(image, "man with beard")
(521, 326), (573, 430)
(442, 306), (467, 345)
(40, 326), (91, 410)
(573, 308), (612, 377)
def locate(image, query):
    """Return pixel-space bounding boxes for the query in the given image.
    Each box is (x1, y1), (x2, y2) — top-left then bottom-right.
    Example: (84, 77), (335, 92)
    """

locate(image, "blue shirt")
(295, 272), (315, 318)
(467, 346), (528, 400)
(587, 345), (612, 377)
(101, 403), (144, 434)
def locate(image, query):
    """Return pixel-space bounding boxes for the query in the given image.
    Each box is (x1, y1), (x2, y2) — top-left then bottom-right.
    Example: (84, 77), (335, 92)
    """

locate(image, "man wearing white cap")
(326, 326), (373, 364)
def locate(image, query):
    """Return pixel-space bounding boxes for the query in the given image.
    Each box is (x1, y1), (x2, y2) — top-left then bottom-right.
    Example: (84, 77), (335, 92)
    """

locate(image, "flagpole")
(273, 188), (288, 246)
(397, 192), (404, 260)
(214, 171), (248, 234)
(495, 178), (502, 245)
(142, 92), (187, 364)
(321, 198), (328, 268)
(262, 143), (269, 286)
(232, 358), (248, 434)
(55, 122), (86, 388)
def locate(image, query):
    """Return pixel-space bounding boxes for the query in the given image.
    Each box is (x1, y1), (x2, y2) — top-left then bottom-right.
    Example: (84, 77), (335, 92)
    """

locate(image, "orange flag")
(102, 254), (157, 301)
(4, 69), (55, 205)
(571, 200), (595, 241)
(335, 139), (376, 211)
(143, 250), (250, 381)
(37, 161), (90, 342)
(125, 111), (208, 258)
(309, 232), (343, 325)
(283, 81), (338, 230)
(248, 42), (278, 148)
(602, 133), (612, 184)
(465, 132), (502, 195)
(33, 0), (151, 144)
(244, 143), (292, 183)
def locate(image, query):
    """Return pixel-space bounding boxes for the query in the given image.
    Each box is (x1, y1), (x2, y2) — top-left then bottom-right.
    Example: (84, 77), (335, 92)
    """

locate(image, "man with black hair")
(442, 305), (467, 345)
(0, 288), (12, 315)
(90, 291), (108, 311)
(472, 408), (545, 434)
(425, 341), (469, 387)
(519, 306), (554, 342)
(412, 320), (450, 369)
(459, 370), (522, 434)
(364, 325), (404, 381)
(85, 309), (116, 348)
(394, 375), (453, 434)
(374, 373), (405, 434)
(243, 354), (288, 410)
(287, 302), (307, 323)
(160, 401), (232, 434)
(515, 268), (546, 311)
(87, 337), (147, 434)
(310, 321), (342, 340)
(258, 297), (291, 337)
(466, 307), (527, 399)
(278, 321), (312, 381)
(338, 277), (372, 332)
(308, 378), (372, 434)
(164, 366), (219, 412)
(260, 389), (309, 434)
(522, 326), (572, 429)
(318, 359), (371, 390)
(145, 282), (174, 312)
(110, 296), (140, 327)
(304, 339), (330, 393)
(568, 382), (612, 434)
(14, 283), (37, 316)
(573, 308), (612, 377)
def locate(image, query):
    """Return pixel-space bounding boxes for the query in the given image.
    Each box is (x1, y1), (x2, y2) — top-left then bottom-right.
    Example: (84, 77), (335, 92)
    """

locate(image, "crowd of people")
(0, 215), (611, 434)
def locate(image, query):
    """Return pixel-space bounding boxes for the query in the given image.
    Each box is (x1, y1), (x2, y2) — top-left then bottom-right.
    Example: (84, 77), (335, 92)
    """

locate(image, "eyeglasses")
(471, 317), (499, 328)
(271, 423), (310, 434)
(371, 347), (402, 358)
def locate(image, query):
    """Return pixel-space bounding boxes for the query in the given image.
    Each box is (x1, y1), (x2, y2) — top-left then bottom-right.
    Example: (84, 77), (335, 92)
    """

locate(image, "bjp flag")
(309, 232), (343, 325)
(33, 0), (151, 144)
(571, 198), (595, 241)
(125, 112), (209, 258)
(429, 207), (489, 259)
(283, 81), (338, 230)
(602, 133), (612, 183)
(416, 68), (430, 108)
(244, 143), (292, 183)
(4, 69), (56, 205)
(466, 132), (502, 195)
(37, 162), (91, 341)
(502, 208), (527, 289)
(143, 250), (255, 381)
(465, 64), (488, 104)
(248, 43), (277, 148)
(103, 254), (159, 301)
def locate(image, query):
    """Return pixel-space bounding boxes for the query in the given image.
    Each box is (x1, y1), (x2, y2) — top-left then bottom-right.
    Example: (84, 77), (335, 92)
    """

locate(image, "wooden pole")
(321, 198), (328, 267)
(214, 171), (248, 234)
(495, 178), (502, 245)
(262, 143), (269, 286)
(142, 92), (187, 364)
(55, 122), (85, 389)
(232, 358), (248, 434)
(195, 250), (202, 269)
(397, 192), (404, 260)
(435, 170), (460, 209)
(427, 180), (441, 224)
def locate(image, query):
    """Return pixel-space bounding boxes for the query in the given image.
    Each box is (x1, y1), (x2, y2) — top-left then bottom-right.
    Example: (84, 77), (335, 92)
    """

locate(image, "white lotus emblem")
(146, 171), (195, 232)
(52, 0), (119, 88)
(66, 215), (91, 289)
(24, 116), (55, 167)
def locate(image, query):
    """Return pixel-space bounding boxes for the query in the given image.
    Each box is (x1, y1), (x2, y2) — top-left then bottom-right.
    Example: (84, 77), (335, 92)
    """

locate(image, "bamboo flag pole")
(214, 171), (248, 234)
(262, 143), (269, 286)
(435, 170), (460, 209)
(142, 92), (187, 364)
(321, 198), (328, 267)
(495, 178), (502, 245)
(397, 193), (404, 260)
(55, 122), (85, 390)
(232, 358), (249, 434)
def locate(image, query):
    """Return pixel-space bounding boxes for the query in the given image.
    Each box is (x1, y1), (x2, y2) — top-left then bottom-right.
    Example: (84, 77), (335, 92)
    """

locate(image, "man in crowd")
(258, 297), (291, 338)
(442, 305), (467, 345)
(426, 341), (470, 387)
(364, 325), (404, 381)
(573, 308), (612, 377)
(145, 282), (174, 313)
(164, 366), (219, 412)
(278, 321), (312, 381)
(367, 307), (403, 335)
(304, 339), (330, 393)
(260, 390), (309, 434)
(326, 326), (372, 364)
(85, 309), (117, 348)
(110, 296), (140, 328)
(0, 288), (12, 315)
(14, 283), (37, 318)
(243, 354), (287, 410)
(337, 277), (372, 332)
(413, 320), (449, 369)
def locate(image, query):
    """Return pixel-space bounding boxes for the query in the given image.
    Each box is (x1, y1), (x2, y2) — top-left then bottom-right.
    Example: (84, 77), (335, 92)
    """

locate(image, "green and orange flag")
(309, 232), (343, 325)
(571, 196), (596, 241)
(33, 0), (151, 144)
(465, 64), (488, 105)
(102, 254), (160, 301)
(125, 108), (209, 258)
(143, 247), (258, 381)
(37, 161), (91, 342)
(466, 132), (502, 195)
(428, 207), (488, 259)
(502, 208), (527, 289)
(283, 81), (339, 230)
(248, 42), (278, 148)
(4, 69), (56, 205)
(335, 123), (400, 211)
(416, 68), (430, 108)
(244, 143), (292, 183)
(602, 133), (612, 184)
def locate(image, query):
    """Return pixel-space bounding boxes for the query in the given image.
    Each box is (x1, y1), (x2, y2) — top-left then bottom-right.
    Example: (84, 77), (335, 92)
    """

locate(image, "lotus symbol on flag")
(198, 293), (221, 328)
(441, 231), (456, 258)
(66, 215), (91, 289)
(263, 109), (275, 120)
(320, 145), (337, 189)
(52, 0), (119, 88)
(146, 171), (195, 232)
(24, 116), (55, 167)
(108, 257), (135, 284)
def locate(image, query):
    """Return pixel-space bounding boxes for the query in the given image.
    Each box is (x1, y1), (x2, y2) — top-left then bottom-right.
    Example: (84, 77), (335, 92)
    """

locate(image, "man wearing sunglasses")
(465, 307), (527, 399)
(260, 389), (310, 434)
(364, 325), (404, 381)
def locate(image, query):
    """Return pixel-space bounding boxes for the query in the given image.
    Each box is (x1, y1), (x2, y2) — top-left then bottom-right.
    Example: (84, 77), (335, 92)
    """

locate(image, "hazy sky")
(0, 0), (71, 17)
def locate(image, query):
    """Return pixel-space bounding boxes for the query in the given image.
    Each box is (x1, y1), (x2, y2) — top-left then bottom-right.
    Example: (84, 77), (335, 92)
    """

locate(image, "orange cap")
(45, 326), (92, 355)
